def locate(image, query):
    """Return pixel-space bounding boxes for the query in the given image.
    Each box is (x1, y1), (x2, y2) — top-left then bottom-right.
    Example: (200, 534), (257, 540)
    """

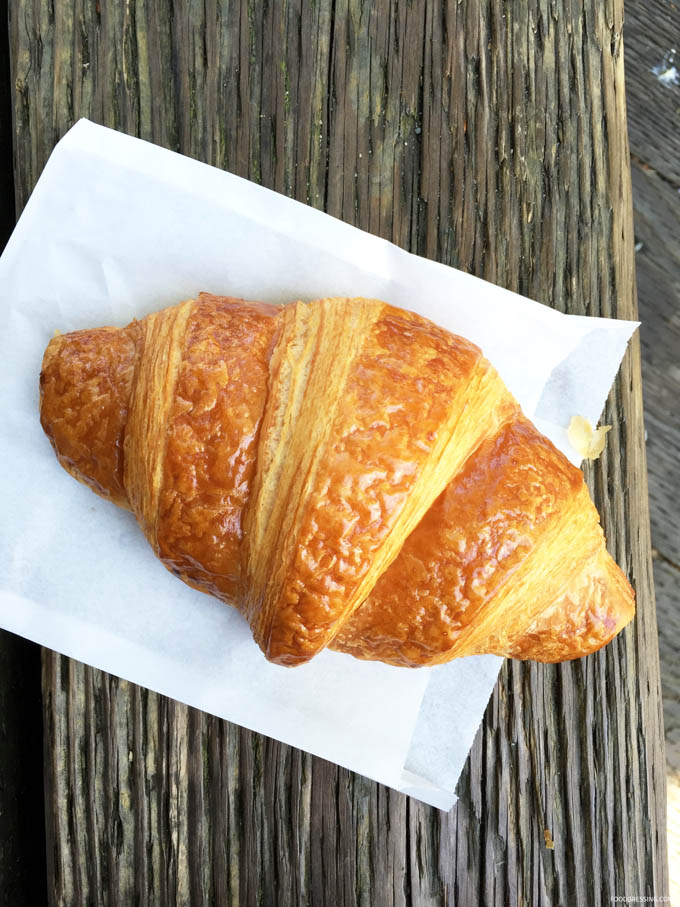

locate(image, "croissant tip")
(263, 648), (314, 668)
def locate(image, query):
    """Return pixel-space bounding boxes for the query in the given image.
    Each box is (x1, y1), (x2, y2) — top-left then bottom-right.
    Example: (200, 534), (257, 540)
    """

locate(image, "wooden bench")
(4, 0), (669, 902)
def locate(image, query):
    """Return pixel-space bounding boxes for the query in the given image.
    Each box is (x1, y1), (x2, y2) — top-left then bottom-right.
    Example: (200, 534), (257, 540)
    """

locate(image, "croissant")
(39, 294), (634, 667)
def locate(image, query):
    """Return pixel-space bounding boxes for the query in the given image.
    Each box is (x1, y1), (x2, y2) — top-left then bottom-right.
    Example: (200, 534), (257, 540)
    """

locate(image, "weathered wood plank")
(651, 554), (680, 903)
(630, 151), (680, 903)
(624, 0), (680, 186)
(631, 159), (680, 565)
(652, 556), (680, 775)
(0, 1), (14, 246)
(8, 0), (668, 903)
(0, 3), (48, 900)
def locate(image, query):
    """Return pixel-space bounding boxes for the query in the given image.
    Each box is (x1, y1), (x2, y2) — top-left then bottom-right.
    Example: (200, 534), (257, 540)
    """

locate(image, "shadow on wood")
(0, 1), (48, 904)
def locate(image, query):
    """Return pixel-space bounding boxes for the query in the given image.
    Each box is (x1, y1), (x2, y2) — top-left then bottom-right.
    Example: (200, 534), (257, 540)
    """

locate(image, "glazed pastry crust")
(40, 323), (141, 507)
(39, 294), (635, 667)
(154, 295), (278, 604)
(331, 418), (632, 665)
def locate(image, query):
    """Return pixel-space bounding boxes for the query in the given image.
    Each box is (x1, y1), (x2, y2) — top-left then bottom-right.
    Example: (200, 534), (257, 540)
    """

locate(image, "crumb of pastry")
(544, 829), (555, 850)
(568, 415), (611, 460)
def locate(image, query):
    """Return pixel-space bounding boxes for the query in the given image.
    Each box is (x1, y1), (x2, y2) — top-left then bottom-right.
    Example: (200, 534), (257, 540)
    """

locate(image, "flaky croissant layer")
(39, 294), (634, 666)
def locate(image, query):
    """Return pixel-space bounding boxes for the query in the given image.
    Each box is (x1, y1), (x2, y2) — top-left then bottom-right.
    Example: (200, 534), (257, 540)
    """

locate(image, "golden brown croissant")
(39, 294), (634, 667)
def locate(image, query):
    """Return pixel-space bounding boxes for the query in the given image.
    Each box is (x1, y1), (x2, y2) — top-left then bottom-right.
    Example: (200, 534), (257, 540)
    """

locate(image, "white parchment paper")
(0, 120), (637, 810)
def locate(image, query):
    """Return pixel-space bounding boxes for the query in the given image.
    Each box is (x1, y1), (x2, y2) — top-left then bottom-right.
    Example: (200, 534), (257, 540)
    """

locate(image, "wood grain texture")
(630, 147), (680, 903)
(631, 160), (680, 565)
(624, 0), (680, 186)
(652, 556), (680, 906)
(652, 557), (680, 776)
(8, 0), (668, 903)
(0, 4), (47, 900)
(631, 159), (680, 791)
